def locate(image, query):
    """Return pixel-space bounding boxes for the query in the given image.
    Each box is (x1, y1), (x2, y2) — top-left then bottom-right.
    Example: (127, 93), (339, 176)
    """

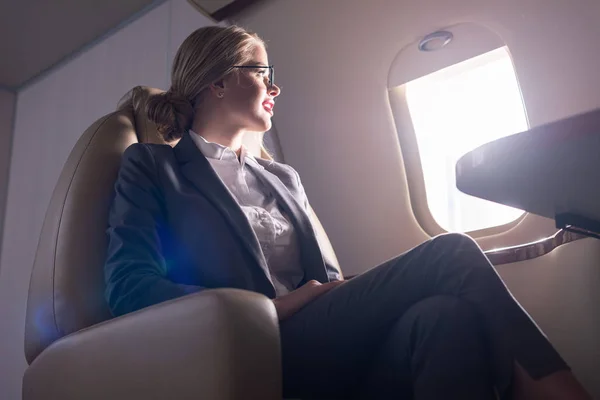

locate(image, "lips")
(262, 100), (274, 114)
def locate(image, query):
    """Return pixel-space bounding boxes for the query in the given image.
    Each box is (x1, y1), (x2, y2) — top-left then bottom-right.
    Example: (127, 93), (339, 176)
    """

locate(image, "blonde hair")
(146, 26), (268, 148)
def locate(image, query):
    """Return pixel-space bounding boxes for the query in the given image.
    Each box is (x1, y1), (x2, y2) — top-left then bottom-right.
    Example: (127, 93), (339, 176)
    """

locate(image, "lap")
(281, 233), (488, 351)
(280, 233), (490, 398)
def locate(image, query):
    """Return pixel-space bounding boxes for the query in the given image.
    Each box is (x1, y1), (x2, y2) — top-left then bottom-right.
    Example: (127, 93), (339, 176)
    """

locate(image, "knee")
(431, 232), (479, 250)
(429, 233), (492, 272)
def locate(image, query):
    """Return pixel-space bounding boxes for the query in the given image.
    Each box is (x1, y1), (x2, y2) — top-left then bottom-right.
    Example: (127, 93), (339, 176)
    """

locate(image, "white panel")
(0, 89), (15, 262)
(0, 4), (170, 399)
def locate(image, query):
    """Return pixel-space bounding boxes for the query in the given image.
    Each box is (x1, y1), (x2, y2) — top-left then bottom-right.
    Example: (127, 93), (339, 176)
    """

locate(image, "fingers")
(303, 279), (345, 298)
(274, 280), (346, 321)
(318, 280), (345, 292)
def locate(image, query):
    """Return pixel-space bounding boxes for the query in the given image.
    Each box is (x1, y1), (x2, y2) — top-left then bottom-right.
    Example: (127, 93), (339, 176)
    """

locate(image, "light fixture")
(418, 31), (454, 52)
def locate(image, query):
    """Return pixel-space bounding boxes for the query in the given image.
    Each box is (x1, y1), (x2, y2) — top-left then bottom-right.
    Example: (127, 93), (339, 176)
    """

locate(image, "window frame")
(388, 23), (528, 237)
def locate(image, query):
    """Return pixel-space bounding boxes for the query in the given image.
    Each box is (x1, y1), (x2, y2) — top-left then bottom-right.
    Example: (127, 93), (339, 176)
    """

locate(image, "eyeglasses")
(233, 65), (275, 90)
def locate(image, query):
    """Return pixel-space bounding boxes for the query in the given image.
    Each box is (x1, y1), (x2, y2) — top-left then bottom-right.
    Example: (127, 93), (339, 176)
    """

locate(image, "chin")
(262, 119), (273, 131)
(249, 117), (272, 132)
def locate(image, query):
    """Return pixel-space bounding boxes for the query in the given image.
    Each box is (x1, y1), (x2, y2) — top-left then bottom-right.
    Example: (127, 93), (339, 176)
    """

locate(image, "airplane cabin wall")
(237, 0), (600, 275)
(498, 238), (600, 395)
(237, 0), (600, 395)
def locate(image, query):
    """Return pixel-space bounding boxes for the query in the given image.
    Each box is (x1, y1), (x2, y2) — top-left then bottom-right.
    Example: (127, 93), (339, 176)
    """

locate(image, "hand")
(273, 280), (345, 321)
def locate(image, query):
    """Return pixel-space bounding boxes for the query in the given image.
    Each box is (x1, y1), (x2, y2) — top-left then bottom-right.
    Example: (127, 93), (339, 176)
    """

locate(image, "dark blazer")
(104, 131), (341, 317)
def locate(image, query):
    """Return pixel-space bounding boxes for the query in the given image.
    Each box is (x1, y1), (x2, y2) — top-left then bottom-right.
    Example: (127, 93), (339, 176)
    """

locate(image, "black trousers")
(280, 233), (569, 400)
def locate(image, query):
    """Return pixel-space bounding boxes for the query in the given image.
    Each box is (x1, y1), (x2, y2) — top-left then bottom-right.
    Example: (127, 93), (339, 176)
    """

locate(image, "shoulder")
(122, 142), (175, 165)
(118, 143), (178, 186)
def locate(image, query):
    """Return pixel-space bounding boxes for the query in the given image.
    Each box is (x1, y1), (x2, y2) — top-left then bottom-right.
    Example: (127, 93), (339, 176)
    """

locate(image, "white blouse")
(189, 130), (304, 296)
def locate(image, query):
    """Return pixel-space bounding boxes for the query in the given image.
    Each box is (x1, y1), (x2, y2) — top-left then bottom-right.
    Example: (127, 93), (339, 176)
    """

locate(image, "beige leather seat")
(23, 86), (341, 400)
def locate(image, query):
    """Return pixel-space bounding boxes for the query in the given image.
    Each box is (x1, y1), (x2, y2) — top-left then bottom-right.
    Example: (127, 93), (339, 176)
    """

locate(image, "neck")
(191, 121), (245, 156)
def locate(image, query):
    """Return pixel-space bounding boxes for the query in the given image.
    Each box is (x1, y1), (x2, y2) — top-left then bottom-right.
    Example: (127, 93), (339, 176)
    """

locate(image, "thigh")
(361, 296), (494, 400)
(280, 234), (488, 398)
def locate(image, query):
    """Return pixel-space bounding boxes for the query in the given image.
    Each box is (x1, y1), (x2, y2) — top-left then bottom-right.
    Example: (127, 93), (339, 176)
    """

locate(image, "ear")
(209, 78), (224, 94)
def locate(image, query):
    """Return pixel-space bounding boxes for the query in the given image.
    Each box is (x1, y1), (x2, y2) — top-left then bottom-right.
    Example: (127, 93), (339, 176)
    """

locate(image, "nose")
(269, 83), (281, 98)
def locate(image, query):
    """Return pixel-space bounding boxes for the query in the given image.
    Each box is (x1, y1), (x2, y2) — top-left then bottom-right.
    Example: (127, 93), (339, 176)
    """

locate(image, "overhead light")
(418, 31), (454, 52)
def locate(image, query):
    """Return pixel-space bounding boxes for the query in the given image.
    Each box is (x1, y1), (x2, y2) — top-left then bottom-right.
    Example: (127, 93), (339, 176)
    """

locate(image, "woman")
(104, 25), (591, 399)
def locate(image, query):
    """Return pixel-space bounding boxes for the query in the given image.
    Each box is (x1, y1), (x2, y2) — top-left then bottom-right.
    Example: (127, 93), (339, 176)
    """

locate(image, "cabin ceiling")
(0, 0), (157, 90)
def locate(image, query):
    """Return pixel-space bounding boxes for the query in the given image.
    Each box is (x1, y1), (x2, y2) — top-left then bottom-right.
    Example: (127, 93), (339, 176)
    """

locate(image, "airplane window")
(404, 46), (526, 232)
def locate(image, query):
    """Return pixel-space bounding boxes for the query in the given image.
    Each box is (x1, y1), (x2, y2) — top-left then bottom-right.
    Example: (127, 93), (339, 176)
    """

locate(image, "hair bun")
(146, 90), (195, 142)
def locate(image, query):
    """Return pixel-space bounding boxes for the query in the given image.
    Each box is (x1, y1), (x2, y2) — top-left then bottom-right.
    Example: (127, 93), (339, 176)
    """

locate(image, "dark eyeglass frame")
(233, 65), (275, 89)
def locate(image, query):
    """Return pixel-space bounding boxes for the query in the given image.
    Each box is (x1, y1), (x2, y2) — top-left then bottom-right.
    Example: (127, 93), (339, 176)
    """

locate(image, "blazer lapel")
(173, 133), (274, 288)
(246, 162), (330, 283)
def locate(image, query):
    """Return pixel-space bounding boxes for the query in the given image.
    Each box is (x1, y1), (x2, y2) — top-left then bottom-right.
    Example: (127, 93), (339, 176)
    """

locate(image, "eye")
(255, 69), (267, 76)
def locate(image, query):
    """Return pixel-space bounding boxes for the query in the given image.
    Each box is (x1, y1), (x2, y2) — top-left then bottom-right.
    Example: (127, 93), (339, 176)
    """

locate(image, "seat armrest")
(23, 289), (281, 400)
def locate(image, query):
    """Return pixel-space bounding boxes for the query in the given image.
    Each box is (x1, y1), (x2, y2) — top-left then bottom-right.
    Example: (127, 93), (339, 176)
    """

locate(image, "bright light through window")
(405, 46), (526, 232)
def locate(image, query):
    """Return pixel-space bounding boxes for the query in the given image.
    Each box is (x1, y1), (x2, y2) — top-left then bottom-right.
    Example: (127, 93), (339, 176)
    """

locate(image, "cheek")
(241, 88), (266, 116)
(230, 87), (261, 112)
(226, 84), (270, 129)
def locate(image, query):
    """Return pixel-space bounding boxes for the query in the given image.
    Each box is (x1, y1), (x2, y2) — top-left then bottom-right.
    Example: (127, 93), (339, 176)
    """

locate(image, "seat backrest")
(24, 86), (341, 364)
(24, 86), (169, 363)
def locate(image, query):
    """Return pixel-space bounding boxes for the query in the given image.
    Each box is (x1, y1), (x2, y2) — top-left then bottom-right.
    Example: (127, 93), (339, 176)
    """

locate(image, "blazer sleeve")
(104, 143), (203, 317)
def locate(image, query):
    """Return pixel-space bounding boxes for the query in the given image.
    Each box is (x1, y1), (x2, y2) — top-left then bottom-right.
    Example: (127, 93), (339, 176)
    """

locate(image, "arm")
(104, 143), (202, 317)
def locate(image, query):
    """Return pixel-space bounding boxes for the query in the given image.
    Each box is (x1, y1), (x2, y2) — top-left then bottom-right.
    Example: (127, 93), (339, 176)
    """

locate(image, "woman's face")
(220, 44), (281, 133)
